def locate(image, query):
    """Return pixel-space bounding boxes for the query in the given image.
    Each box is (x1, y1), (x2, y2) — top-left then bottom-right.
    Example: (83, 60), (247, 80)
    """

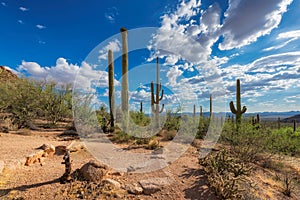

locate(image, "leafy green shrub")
(130, 111), (150, 126)
(0, 78), (73, 129)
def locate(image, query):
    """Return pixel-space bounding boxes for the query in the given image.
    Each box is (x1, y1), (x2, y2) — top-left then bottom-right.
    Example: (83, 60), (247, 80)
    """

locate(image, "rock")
(123, 183), (143, 195)
(139, 178), (171, 195)
(0, 160), (4, 174)
(102, 178), (121, 189)
(109, 171), (124, 176)
(79, 160), (109, 182)
(25, 144), (55, 166)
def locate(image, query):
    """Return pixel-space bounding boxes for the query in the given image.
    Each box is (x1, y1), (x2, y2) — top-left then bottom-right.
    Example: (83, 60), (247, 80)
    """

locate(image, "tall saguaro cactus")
(210, 94), (212, 119)
(120, 27), (129, 114)
(108, 50), (115, 129)
(151, 57), (164, 128)
(230, 79), (247, 129)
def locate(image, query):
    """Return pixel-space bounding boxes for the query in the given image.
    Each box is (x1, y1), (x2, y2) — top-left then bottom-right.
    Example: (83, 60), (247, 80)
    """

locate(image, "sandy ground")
(0, 129), (216, 200)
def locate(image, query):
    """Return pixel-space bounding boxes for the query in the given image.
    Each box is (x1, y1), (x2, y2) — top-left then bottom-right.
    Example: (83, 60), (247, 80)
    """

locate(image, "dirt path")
(0, 130), (216, 200)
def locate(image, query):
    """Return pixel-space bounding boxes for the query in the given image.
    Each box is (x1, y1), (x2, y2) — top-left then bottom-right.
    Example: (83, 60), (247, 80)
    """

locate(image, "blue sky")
(1, 0), (300, 113)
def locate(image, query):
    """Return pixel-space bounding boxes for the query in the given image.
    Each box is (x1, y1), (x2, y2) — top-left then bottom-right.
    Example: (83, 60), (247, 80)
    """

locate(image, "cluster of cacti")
(199, 150), (252, 199)
(151, 57), (164, 128)
(230, 79), (247, 129)
(108, 50), (115, 129)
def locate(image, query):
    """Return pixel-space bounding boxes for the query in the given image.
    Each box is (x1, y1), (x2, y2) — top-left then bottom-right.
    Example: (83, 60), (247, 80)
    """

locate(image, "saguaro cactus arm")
(229, 101), (237, 114)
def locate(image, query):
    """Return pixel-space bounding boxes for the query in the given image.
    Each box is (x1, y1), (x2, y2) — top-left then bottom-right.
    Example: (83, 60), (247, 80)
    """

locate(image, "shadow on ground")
(0, 178), (60, 197)
(180, 167), (217, 200)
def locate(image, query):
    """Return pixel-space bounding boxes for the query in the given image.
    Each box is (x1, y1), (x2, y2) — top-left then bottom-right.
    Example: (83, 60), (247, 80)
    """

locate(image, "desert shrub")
(196, 117), (212, 139)
(163, 108), (181, 131)
(0, 78), (41, 128)
(0, 78), (73, 129)
(95, 104), (111, 133)
(268, 127), (300, 156)
(199, 150), (252, 199)
(40, 82), (73, 124)
(110, 131), (134, 143)
(130, 111), (150, 126)
(147, 138), (160, 150)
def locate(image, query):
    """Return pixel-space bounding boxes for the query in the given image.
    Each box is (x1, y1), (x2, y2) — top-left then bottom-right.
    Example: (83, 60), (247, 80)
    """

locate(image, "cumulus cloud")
(219, 0), (293, 50)
(18, 58), (120, 92)
(166, 66), (183, 86)
(19, 6), (29, 11)
(130, 89), (151, 102)
(1, 2), (7, 6)
(18, 20), (24, 24)
(98, 39), (121, 60)
(36, 24), (46, 29)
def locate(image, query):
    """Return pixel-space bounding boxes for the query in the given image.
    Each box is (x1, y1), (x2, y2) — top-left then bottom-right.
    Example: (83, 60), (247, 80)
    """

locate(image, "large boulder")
(79, 160), (109, 182)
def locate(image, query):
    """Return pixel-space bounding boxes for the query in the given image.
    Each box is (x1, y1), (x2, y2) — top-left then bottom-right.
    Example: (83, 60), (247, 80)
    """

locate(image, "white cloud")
(1, 2), (6, 6)
(18, 20), (24, 24)
(36, 24), (46, 29)
(98, 39), (121, 60)
(130, 89), (151, 102)
(277, 30), (300, 39)
(263, 29), (300, 51)
(104, 7), (119, 23)
(166, 65), (183, 86)
(19, 6), (29, 11)
(219, 0), (293, 50)
(18, 58), (120, 92)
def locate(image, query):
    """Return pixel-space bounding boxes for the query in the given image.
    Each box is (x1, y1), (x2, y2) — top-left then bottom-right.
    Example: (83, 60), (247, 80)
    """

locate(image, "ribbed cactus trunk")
(151, 57), (164, 129)
(199, 106), (204, 129)
(230, 79), (247, 131)
(200, 106), (203, 118)
(120, 27), (129, 130)
(108, 50), (115, 129)
(193, 104), (196, 117)
(210, 94), (212, 119)
(140, 101), (143, 113)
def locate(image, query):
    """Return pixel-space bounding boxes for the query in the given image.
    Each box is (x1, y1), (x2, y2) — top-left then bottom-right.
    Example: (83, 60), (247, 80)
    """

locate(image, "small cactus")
(230, 79), (247, 129)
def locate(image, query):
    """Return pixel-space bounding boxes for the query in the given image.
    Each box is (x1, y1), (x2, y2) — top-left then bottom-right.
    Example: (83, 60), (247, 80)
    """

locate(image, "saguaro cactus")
(210, 94), (212, 119)
(120, 27), (129, 114)
(230, 79), (247, 129)
(140, 101), (143, 113)
(193, 104), (196, 117)
(151, 57), (164, 128)
(108, 50), (115, 129)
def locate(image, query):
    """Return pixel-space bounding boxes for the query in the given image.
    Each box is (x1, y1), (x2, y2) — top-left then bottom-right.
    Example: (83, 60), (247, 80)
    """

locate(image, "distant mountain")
(0, 66), (18, 82)
(281, 114), (300, 123)
(181, 111), (300, 121)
